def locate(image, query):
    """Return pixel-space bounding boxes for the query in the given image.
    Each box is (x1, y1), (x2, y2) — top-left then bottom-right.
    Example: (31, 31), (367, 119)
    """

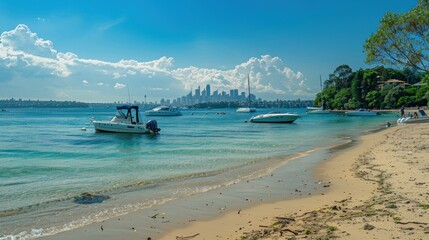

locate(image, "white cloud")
(127, 70), (136, 75)
(171, 55), (314, 99)
(1, 24), (57, 58)
(112, 72), (124, 79)
(114, 83), (126, 89)
(0, 24), (316, 101)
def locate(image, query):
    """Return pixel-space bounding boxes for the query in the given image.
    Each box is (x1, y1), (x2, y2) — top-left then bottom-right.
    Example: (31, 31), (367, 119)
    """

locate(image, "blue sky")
(0, 0), (417, 102)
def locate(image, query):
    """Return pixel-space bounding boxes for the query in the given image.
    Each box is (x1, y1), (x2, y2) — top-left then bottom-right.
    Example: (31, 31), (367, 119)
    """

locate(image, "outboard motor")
(146, 120), (161, 133)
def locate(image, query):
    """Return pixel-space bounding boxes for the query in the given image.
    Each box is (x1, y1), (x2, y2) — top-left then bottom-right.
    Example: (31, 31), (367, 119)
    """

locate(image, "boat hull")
(250, 113), (299, 123)
(345, 112), (377, 116)
(93, 121), (151, 134)
(306, 110), (331, 114)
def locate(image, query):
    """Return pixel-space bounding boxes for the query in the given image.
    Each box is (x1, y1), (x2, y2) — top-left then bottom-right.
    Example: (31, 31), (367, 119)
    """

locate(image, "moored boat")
(92, 105), (160, 134)
(237, 107), (256, 113)
(237, 75), (256, 113)
(306, 75), (331, 114)
(145, 106), (182, 116)
(397, 109), (429, 124)
(249, 112), (299, 123)
(345, 109), (378, 116)
(306, 107), (331, 114)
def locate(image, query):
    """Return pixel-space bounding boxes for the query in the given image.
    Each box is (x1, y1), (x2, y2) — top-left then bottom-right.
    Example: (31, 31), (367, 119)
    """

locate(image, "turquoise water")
(0, 107), (398, 238)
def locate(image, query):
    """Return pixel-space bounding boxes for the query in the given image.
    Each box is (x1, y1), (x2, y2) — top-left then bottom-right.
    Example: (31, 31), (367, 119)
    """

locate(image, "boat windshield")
(115, 109), (127, 118)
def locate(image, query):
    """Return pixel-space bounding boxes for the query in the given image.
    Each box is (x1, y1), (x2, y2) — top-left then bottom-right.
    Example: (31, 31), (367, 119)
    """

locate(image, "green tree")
(351, 69), (364, 108)
(415, 73), (429, 106)
(333, 88), (352, 109)
(365, 2), (429, 73)
(383, 86), (406, 108)
(366, 90), (382, 109)
(332, 65), (354, 90)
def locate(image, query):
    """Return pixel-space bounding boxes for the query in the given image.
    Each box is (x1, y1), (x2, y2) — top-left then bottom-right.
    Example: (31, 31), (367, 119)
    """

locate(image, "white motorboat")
(397, 109), (429, 124)
(306, 106), (323, 112)
(237, 75), (256, 113)
(145, 106), (182, 116)
(306, 107), (331, 114)
(249, 112), (299, 123)
(237, 107), (256, 113)
(345, 109), (378, 116)
(92, 105), (160, 134)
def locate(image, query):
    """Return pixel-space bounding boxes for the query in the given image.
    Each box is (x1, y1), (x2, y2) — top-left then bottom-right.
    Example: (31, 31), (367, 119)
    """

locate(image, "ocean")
(0, 107), (399, 239)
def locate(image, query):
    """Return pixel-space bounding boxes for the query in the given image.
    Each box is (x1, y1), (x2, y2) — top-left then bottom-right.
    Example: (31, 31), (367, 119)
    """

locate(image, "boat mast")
(247, 74), (251, 106)
(127, 86), (131, 104)
(319, 75), (324, 110)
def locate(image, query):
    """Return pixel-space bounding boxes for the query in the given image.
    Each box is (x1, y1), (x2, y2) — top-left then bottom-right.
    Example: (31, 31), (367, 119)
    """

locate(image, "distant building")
(378, 79), (410, 88)
(195, 86), (200, 98)
(206, 84), (211, 98)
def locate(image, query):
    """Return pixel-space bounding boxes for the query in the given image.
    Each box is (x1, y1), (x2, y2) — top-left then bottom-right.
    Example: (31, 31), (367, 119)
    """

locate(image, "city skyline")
(0, 1), (417, 102)
(160, 83), (257, 106)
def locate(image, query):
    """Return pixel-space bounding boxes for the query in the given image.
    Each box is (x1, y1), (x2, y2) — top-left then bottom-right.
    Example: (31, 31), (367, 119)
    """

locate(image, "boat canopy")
(115, 105), (140, 123)
(116, 105), (139, 111)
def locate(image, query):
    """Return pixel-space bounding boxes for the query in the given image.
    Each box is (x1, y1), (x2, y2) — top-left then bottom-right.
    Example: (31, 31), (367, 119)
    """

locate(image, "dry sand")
(162, 122), (429, 240)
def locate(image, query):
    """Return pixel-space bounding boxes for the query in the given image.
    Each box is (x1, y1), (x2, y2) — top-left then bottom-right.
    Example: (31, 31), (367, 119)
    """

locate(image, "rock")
(73, 192), (110, 204)
(364, 223), (375, 231)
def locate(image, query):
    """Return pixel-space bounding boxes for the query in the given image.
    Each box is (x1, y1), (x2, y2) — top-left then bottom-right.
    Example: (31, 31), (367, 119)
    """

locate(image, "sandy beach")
(161, 122), (429, 240)
(40, 121), (429, 240)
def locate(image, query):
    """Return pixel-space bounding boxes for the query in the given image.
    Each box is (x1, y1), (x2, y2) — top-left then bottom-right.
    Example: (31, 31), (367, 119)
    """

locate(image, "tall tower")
(195, 86), (201, 97)
(205, 84), (211, 97)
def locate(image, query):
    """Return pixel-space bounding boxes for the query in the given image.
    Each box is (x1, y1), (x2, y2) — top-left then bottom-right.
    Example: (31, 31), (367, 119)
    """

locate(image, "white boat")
(345, 109), (378, 116)
(145, 106), (182, 116)
(306, 75), (331, 114)
(237, 75), (256, 113)
(306, 107), (331, 114)
(92, 105), (160, 134)
(306, 106), (323, 112)
(249, 112), (299, 123)
(237, 107), (256, 113)
(397, 109), (429, 124)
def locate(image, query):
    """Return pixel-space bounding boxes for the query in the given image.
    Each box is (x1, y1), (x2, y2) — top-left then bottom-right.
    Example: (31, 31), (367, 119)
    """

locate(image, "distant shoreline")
(0, 99), (89, 108)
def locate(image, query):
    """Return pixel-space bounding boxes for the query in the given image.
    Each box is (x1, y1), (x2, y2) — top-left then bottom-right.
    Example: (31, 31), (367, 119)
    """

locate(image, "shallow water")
(0, 107), (398, 238)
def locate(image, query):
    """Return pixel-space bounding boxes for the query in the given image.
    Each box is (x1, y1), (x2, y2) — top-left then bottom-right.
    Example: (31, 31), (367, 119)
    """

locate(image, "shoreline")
(36, 122), (429, 240)
(160, 122), (429, 239)
(39, 144), (335, 240)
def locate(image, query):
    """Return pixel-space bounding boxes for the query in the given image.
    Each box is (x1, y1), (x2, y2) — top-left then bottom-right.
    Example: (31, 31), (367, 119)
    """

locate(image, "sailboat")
(306, 75), (331, 114)
(237, 75), (256, 113)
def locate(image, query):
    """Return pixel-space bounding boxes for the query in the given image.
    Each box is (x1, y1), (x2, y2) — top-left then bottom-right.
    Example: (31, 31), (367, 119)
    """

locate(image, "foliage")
(319, 65), (427, 109)
(365, 90), (382, 108)
(332, 88), (352, 109)
(317, 1), (429, 109)
(364, 3), (429, 73)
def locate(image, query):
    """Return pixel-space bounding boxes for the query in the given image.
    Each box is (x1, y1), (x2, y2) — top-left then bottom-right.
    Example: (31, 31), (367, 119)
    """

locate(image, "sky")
(0, 0), (418, 103)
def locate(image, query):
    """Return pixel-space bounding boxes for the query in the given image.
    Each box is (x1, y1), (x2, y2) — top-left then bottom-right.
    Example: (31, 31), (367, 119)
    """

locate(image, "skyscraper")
(205, 84), (211, 98)
(195, 86), (200, 98)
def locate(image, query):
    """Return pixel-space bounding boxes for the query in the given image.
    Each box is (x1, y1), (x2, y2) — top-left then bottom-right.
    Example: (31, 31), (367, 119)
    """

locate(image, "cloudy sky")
(0, 0), (416, 103)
